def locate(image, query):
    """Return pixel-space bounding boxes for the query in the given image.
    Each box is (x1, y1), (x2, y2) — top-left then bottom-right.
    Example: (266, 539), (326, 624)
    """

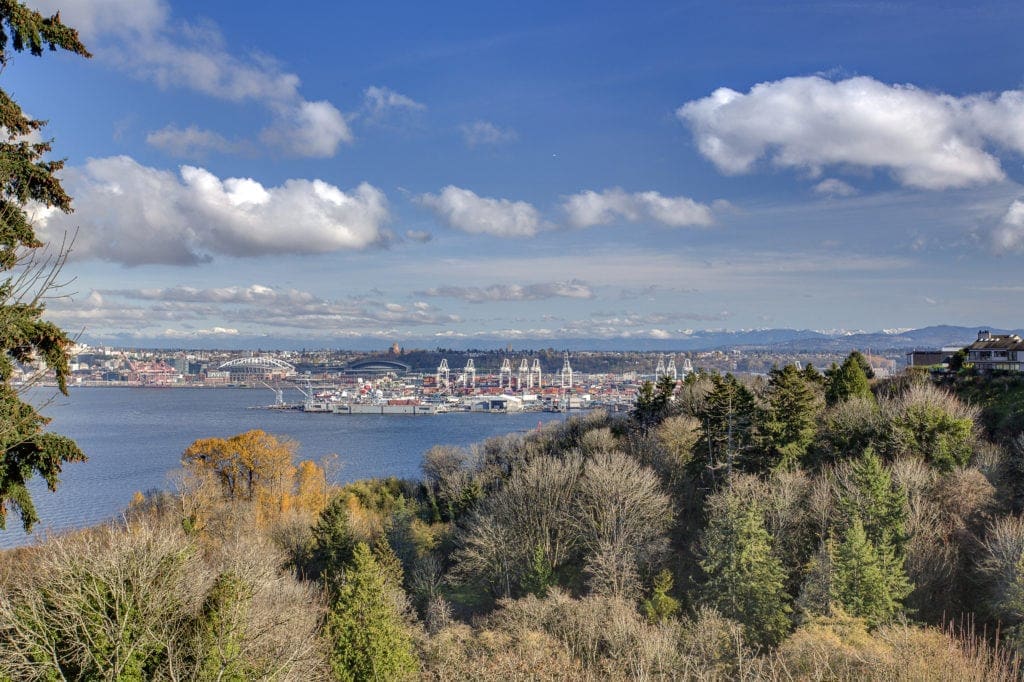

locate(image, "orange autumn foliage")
(182, 430), (332, 526)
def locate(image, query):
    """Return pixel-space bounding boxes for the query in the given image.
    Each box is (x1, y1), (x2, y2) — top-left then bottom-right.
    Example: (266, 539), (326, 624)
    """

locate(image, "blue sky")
(10, 0), (1024, 347)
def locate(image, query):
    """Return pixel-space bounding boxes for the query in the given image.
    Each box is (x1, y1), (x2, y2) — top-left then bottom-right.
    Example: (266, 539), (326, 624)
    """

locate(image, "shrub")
(0, 519), (327, 681)
(882, 384), (978, 471)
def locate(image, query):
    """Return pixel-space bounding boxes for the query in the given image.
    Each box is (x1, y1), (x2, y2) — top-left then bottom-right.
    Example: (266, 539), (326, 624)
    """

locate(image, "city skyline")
(12, 1), (1024, 346)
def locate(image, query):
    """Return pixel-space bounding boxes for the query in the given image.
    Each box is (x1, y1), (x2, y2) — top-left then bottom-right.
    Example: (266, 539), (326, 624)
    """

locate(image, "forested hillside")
(3, 355), (1024, 680)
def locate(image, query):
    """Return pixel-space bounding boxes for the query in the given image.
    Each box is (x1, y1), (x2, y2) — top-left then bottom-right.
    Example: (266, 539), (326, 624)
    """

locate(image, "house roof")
(967, 334), (1024, 351)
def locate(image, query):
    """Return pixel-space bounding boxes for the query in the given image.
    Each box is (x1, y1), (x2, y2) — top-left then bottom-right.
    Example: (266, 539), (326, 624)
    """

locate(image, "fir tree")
(642, 569), (680, 624)
(696, 373), (756, 486)
(825, 353), (874, 407)
(756, 364), (823, 471)
(829, 518), (910, 627)
(848, 351), (875, 379)
(0, 4), (90, 531)
(326, 542), (418, 682)
(632, 374), (676, 433)
(521, 541), (554, 597)
(828, 449), (912, 627)
(839, 447), (908, 553)
(802, 362), (827, 388)
(372, 535), (405, 591)
(196, 572), (252, 682)
(699, 496), (791, 647)
(305, 495), (355, 583)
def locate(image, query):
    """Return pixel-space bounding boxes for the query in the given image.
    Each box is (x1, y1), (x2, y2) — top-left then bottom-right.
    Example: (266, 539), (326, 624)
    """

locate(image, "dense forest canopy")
(5, 357), (1024, 679)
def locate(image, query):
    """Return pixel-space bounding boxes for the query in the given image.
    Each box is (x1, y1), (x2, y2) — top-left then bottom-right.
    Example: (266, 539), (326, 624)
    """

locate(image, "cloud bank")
(419, 280), (594, 303)
(49, 285), (459, 338)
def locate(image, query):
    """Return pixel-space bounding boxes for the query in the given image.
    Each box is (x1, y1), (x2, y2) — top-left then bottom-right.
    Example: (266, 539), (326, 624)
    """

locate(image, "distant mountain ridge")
(401, 326), (1021, 353)
(82, 326), (1020, 353)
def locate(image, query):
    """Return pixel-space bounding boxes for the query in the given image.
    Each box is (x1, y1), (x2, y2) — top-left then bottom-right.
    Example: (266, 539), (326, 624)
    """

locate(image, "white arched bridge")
(217, 356), (296, 378)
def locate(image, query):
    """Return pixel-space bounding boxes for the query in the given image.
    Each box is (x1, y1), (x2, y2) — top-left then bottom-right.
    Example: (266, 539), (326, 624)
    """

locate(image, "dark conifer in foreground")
(830, 517), (911, 627)
(699, 494), (791, 647)
(0, 2), (90, 530)
(326, 542), (418, 682)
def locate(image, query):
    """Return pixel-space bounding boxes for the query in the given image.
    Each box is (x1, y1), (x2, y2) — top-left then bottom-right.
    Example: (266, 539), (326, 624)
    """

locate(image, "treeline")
(3, 353), (1024, 679)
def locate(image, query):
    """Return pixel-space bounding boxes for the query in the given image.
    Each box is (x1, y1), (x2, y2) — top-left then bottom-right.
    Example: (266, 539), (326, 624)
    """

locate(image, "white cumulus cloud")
(37, 155), (389, 265)
(991, 200), (1024, 253)
(563, 188), (714, 228)
(261, 100), (352, 157)
(418, 186), (543, 237)
(676, 75), (1024, 190)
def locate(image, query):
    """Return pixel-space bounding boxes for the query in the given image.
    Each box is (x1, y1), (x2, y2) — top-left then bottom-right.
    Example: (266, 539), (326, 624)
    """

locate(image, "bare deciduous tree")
(571, 452), (673, 598)
(452, 453), (582, 598)
(978, 515), (1024, 623)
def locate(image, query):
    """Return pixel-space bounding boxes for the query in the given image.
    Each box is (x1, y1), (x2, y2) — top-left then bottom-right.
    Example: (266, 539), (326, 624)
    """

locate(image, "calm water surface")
(4, 387), (568, 547)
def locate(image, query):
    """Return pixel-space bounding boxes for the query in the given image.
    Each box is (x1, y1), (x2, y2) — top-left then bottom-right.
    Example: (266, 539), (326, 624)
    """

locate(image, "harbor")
(254, 352), (643, 415)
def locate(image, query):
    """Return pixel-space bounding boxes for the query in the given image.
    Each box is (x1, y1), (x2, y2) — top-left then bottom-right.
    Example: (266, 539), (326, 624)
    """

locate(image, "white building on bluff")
(965, 330), (1024, 372)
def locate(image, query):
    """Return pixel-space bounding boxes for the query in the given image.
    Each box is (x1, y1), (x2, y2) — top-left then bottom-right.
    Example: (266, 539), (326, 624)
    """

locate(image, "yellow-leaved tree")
(182, 429), (330, 527)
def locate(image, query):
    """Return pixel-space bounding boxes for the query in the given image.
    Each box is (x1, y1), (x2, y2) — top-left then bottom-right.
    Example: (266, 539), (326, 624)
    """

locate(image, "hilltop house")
(965, 330), (1024, 372)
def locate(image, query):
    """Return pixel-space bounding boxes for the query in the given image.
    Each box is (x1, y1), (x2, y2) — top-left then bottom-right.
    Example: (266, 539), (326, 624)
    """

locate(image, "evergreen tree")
(828, 449), (912, 627)
(696, 373), (756, 486)
(755, 364), (823, 471)
(326, 542), (418, 682)
(633, 380), (658, 433)
(839, 447), (908, 553)
(848, 351), (875, 379)
(802, 362), (827, 388)
(825, 353), (874, 407)
(642, 568), (680, 624)
(632, 374), (676, 433)
(305, 494), (355, 582)
(372, 536), (405, 591)
(521, 541), (554, 598)
(830, 518), (910, 627)
(0, 4), (90, 531)
(195, 572), (252, 682)
(699, 496), (791, 647)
